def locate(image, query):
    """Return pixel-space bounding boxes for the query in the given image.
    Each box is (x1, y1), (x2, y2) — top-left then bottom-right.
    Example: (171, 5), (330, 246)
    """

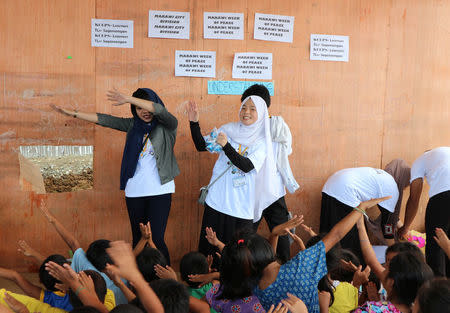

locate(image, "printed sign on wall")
(232, 53), (272, 80)
(91, 19), (133, 48)
(148, 10), (190, 39)
(204, 12), (244, 40)
(254, 13), (294, 43)
(310, 34), (349, 62)
(175, 51), (216, 78)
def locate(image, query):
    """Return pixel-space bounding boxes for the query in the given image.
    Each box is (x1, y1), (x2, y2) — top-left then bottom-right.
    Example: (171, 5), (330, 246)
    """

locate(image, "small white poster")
(175, 51), (216, 78)
(310, 34), (349, 62)
(204, 12), (244, 40)
(254, 13), (294, 43)
(232, 53), (272, 80)
(91, 19), (133, 48)
(148, 10), (190, 39)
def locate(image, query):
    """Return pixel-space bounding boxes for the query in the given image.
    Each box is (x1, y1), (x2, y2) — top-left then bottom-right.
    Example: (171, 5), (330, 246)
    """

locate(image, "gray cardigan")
(96, 102), (180, 186)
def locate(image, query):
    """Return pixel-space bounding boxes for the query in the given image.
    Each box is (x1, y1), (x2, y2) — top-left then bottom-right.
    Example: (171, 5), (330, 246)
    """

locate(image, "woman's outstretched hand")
(186, 100), (199, 122)
(50, 104), (74, 117)
(107, 88), (129, 106)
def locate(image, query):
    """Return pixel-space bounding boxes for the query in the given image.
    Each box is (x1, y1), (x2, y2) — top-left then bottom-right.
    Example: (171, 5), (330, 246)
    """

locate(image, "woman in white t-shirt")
(320, 167), (400, 261)
(399, 146), (450, 277)
(187, 96), (279, 259)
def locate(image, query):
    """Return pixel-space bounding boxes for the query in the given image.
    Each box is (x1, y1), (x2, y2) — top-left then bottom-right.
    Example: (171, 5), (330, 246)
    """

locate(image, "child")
(413, 278), (450, 313)
(206, 231), (269, 313)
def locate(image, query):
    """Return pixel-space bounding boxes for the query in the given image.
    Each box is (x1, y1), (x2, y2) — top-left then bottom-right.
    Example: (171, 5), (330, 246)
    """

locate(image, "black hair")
(306, 234), (342, 307)
(385, 242), (424, 262)
(179, 252), (209, 288)
(330, 249), (361, 283)
(241, 84), (271, 107)
(416, 278), (450, 313)
(85, 239), (113, 272)
(218, 230), (276, 300)
(70, 306), (102, 313)
(150, 279), (189, 313)
(387, 251), (434, 306)
(110, 304), (145, 313)
(39, 254), (68, 291)
(69, 270), (107, 308)
(136, 247), (168, 283)
(368, 271), (381, 291)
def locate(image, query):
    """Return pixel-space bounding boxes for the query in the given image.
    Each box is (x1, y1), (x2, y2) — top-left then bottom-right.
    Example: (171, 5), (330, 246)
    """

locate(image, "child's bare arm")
(0, 268), (41, 300)
(356, 217), (385, 280)
(134, 222), (156, 256)
(39, 203), (80, 251)
(17, 241), (45, 265)
(205, 227), (225, 252)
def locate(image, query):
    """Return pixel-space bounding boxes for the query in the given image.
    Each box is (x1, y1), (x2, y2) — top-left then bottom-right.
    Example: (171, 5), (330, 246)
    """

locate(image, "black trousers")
(198, 204), (253, 261)
(125, 193), (172, 265)
(425, 190), (450, 277)
(253, 197), (290, 263)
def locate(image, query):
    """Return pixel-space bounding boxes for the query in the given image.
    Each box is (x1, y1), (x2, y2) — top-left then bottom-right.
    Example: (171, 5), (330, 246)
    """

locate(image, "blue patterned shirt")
(254, 241), (327, 313)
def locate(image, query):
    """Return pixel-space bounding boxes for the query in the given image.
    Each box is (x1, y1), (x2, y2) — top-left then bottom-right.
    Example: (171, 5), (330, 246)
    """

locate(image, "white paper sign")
(148, 10), (190, 39)
(310, 34), (349, 62)
(175, 51), (216, 78)
(204, 12), (244, 40)
(254, 13), (294, 43)
(91, 19), (133, 48)
(232, 53), (272, 80)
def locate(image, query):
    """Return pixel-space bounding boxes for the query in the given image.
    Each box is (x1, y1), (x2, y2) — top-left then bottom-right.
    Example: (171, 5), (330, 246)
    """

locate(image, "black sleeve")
(222, 143), (255, 173)
(189, 121), (207, 151)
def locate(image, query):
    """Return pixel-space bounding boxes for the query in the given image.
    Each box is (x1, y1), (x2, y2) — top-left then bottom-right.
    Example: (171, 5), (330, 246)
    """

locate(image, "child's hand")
(3, 292), (29, 313)
(216, 132), (228, 147)
(17, 240), (35, 258)
(38, 201), (55, 224)
(434, 228), (450, 254)
(188, 273), (217, 288)
(286, 229), (305, 252)
(45, 262), (78, 286)
(205, 227), (221, 247)
(272, 215), (304, 237)
(340, 259), (358, 272)
(105, 264), (122, 285)
(154, 264), (177, 281)
(139, 222), (152, 241)
(186, 100), (199, 122)
(281, 293), (308, 313)
(358, 196), (391, 211)
(107, 241), (141, 282)
(365, 281), (380, 301)
(79, 271), (96, 297)
(107, 88), (129, 106)
(352, 265), (371, 288)
(300, 223), (317, 237)
(267, 303), (288, 313)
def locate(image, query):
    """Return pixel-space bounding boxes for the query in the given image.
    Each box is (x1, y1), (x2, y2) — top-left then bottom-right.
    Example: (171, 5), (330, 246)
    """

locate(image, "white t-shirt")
(410, 146), (450, 198)
(272, 142), (287, 199)
(125, 136), (175, 197)
(205, 137), (267, 220)
(322, 167), (399, 212)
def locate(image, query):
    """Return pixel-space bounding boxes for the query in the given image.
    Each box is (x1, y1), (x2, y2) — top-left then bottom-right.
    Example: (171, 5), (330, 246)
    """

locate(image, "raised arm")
(355, 217), (385, 279)
(39, 203), (80, 252)
(17, 241), (45, 265)
(50, 104), (98, 123)
(107, 89), (177, 130)
(398, 178), (423, 239)
(322, 196), (391, 252)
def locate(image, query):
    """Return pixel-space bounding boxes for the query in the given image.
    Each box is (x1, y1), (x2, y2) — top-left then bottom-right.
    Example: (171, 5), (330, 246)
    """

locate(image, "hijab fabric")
(119, 88), (164, 190)
(221, 95), (280, 221)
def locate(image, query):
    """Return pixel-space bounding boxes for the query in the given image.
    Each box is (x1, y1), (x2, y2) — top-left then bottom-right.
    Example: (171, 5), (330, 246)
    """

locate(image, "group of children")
(1, 195), (449, 313)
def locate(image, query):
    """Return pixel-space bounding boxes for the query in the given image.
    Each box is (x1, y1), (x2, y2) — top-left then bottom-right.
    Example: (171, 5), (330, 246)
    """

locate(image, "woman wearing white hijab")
(187, 96), (280, 258)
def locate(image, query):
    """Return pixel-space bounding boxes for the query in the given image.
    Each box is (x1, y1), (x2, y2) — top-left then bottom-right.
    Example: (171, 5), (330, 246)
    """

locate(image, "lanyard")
(238, 144), (248, 155)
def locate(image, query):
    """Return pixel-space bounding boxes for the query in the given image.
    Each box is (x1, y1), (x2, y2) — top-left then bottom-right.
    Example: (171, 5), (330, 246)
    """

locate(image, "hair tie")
(237, 239), (244, 245)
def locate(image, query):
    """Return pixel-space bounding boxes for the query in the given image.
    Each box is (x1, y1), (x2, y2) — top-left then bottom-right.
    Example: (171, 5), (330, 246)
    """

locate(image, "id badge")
(232, 176), (246, 188)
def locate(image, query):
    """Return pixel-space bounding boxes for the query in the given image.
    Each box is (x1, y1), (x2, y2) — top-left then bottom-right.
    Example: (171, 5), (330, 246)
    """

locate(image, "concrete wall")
(1, 0), (449, 271)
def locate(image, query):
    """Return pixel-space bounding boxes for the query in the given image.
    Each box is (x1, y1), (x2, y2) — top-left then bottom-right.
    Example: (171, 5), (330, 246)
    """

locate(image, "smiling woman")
(51, 88), (179, 264)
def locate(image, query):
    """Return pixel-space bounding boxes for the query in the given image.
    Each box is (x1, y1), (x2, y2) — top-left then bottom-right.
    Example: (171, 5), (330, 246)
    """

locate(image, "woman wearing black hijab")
(51, 88), (179, 263)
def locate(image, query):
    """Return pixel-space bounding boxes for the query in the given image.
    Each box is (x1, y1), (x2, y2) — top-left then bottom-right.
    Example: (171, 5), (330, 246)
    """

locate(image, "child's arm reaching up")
(356, 216), (385, 280)
(17, 240), (45, 265)
(39, 202), (80, 252)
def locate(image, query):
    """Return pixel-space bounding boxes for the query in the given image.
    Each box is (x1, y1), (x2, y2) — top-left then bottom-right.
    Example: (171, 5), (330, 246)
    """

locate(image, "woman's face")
(239, 98), (258, 126)
(136, 107), (153, 123)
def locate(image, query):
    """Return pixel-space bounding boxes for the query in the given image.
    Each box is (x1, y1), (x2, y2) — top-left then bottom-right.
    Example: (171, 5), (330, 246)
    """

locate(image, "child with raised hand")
(248, 196), (390, 313)
(206, 230), (272, 313)
(413, 278), (450, 313)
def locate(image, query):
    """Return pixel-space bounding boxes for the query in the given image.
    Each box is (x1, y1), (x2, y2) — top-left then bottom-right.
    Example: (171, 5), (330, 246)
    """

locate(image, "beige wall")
(1, 0), (449, 271)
